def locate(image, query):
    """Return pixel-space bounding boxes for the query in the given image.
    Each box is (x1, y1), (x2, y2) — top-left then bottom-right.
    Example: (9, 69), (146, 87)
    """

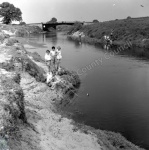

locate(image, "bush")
(46, 17), (57, 23)
(15, 29), (29, 37)
(19, 22), (26, 25)
(93, 19), (99, 23)
(68, 22), (83, 34)
(127, 16), (131, 19)
(3, 38), (19, 46)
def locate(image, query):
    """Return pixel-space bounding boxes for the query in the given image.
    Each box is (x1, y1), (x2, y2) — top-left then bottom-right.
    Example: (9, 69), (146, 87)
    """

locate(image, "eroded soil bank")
(0, 25), (145, 150)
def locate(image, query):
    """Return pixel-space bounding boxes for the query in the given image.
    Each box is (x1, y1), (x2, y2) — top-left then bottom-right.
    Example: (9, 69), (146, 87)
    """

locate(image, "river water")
(24, 32), (149, 149)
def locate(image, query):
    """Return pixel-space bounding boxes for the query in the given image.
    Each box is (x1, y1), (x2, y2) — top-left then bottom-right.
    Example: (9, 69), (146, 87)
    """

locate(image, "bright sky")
(1, 0), (149, 23)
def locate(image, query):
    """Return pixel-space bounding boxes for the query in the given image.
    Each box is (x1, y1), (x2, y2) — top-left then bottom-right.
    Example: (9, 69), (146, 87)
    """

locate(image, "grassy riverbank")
(0, 24), (146, 150)
(67, 17), (149, 59)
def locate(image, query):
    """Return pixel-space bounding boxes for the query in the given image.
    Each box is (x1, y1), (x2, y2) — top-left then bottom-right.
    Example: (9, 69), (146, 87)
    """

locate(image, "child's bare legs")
(51, 58), (56, 76)
(46, 60), (51, 72)
(57, 59), (61, 71)
(53, 57), (56, 72)
(48, 60), (51, 72)
(55, 58), (58, 72)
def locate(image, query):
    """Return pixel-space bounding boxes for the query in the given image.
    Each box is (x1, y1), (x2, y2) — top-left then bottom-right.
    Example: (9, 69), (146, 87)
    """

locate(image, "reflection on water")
(25, 32), (149, 149)
(42, 33), (58, 45)
(67, 37), (83, 49)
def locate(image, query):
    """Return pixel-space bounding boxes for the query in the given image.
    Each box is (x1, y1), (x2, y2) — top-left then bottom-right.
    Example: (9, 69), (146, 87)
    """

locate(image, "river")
(24, 32), (149, 149)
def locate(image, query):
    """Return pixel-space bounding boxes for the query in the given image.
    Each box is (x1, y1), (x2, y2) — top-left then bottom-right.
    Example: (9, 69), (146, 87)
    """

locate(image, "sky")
(1, 0), (149, 23)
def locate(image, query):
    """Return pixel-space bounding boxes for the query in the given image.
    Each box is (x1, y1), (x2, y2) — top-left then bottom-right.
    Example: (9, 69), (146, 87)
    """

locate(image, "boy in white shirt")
(45, 49), (52, 72)
(50, 46), (57, 73)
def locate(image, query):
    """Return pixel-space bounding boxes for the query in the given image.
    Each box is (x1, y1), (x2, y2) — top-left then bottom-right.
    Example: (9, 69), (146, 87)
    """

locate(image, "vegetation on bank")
(0, 75), (26, 150)
(81, 17), (149, 42)
(66, 17), (149, 59)
(57, 107), (145, 150)
(0, 24), (42, 37)
(71, 122), (145, 150)
(68, 17), (149, 42)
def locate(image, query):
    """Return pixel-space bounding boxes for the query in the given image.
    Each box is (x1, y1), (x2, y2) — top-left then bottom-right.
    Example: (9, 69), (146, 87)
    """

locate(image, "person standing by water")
(50, 46), (57, 74)
(79, 32), (82, 44)
(45, 49), (53, 84)
(103, 35), (112, 50)
(56, 46), (62, 72)
(45, 50), (52, 72)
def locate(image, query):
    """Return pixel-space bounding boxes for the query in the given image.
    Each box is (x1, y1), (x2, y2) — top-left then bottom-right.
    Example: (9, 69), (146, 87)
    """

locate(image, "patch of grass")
(24, 57), (46, 82)
(0, 76), (27, 123)
(27, 51), (44, 62)
(58, 67), (81, 88)
(0, 54), (46, 83)
(3, 38), (19, 46)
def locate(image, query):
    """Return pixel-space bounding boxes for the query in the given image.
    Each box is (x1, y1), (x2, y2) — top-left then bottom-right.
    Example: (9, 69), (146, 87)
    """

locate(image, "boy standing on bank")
(45, 49), (52, 72)
(50, 46), (57, 74)
(56, 46), (62, 72)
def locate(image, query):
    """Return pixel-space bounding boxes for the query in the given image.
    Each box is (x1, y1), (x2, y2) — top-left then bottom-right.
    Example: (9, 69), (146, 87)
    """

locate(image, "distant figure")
(110, 31), (114, 40)
(45, 50), (52, 72)
(50, 46), (56, 74)
(104, 35), (112, 50)
(79, 32), (82, 44)
(56, 46), (62, 72)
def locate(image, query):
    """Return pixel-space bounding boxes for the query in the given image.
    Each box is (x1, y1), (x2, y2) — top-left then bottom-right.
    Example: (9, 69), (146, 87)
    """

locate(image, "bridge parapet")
(27, 21), (93, 31)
